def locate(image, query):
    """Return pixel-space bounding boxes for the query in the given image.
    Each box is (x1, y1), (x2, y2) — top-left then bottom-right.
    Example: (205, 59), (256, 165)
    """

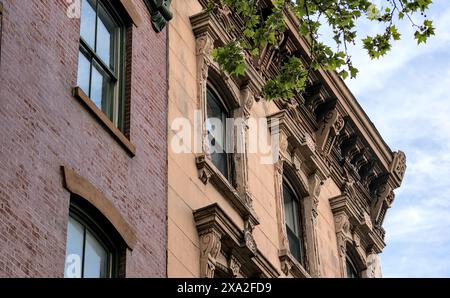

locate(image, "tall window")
(64, 198), (120, 278)
(283, 179), (304, 264)
(206, 86), (232, 181)
(77, 0), (125, 130)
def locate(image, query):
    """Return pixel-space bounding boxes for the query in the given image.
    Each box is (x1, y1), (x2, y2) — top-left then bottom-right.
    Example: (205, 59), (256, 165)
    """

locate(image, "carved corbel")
(240, 86), (255, 119)
(196, 34), (214, 102)
(342, 168), (357, 199)
(390, 151), (407, 187)
(144, 0), (173, 33)
(316, 109), (345, 156)
(303, 173), (324, 277)
(371, 182), (394, 226)
(280, 256), (293, 276)
(243, 220), (258, 256)
(365, 252), (382, 278)
(340, 134), (358, 162)
(278, 131), (289, 159)
(196, 154), (213, 184)
(304, 83), (327, 112)
(199, 229), (222, 278)
(334, 213), (352, 277)
(282, 98), (303, 125)
(228, 254), (242, 278)
(274, 158), (290, 252)
(307, 173), (323, 218)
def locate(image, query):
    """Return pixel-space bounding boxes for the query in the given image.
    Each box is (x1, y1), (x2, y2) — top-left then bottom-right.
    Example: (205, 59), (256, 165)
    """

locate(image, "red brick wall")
(0, 0), (167, 277)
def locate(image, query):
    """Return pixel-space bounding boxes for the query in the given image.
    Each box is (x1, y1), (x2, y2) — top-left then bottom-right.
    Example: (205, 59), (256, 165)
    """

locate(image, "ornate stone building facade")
(167, 0), (406, 278)
(0, 0), (168, 277)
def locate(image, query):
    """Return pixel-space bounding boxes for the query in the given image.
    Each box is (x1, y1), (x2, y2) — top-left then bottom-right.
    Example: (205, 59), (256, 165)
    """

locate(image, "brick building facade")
(0, 0), (168, 277)
(0, 0), (406, 279)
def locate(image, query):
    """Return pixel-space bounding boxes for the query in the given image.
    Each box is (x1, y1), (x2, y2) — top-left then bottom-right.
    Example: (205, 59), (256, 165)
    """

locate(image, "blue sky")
(340, 0), (450, 277)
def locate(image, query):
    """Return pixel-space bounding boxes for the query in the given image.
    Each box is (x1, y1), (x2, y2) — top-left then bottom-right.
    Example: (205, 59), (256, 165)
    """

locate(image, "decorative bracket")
(199, 229), (222, 278)
(316, 108), (345, 156)
(193, 203), (279, 278)
(144, 0), (173, 33)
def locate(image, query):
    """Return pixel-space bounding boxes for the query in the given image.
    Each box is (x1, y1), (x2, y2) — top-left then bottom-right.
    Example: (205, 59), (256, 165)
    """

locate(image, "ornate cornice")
(191, 0), (406, 241)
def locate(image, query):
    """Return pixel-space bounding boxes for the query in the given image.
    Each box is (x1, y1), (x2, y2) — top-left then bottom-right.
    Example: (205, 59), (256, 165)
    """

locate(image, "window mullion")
(94, 0), (99, 53)
(92, 53), (118, 81)
(81, 226), (87, 278)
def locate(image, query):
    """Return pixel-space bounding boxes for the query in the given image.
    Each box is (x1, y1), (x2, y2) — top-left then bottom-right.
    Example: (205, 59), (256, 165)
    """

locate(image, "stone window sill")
(195, 154), (259, 227)
(279, 249), (311, 278)
(72, 87), (136, 157)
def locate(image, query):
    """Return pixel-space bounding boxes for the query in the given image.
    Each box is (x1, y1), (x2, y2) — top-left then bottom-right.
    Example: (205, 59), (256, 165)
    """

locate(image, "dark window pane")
(64, 217), (84, 278)
(207, 89), (223, 119)
(77, 50), (91, 96)
(83, 230), (108, 278)
(346, 259), (359, 278)
(211, 152), (228, 179)
(80, 0), (96, 49)
(283, 181), (302, 262)
(286, 226), (301, 263)
(283, 183), (299, 234)
(206, 88), (230, 179)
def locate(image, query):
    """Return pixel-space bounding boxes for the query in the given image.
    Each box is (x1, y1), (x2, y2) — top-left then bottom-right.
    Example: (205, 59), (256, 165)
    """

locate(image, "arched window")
(77, 0), (127, 130)
(206, 85), (232, 181)
(282, 178), (305, 264)
(64, 196), (125, 278)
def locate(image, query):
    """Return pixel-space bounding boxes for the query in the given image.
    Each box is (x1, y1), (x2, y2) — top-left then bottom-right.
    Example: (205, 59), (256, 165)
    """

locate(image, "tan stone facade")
(167, 0), (406, 278)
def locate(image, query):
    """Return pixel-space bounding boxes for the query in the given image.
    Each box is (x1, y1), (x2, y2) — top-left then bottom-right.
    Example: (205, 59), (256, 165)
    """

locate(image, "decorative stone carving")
(199, 229), (222, 278)
(228, 254), (241, 278)
(302, 133), (316, 154)
(279, 251), (310, 278)
(195, 154), (259, 226)
(196, 34), (214, 59)
(308, 173), (322, 218)
(390, 151), (407, 186)
(216, 3), (233, 33)
(304, 83), (327, 112)
(191, 12), (260, 229)
(371, 182), (394, 225)
(316, 109), (345, 156)
(144, 0), (173, 33)
(280, 255), (292, 276)
(282, 98), (303, 125)
(244, 220), (258, 256)
(273, 159), (290, 252)
(342, 168), (356, 199)
(196, 155), (213, 184)
(240, 86), (255, 118)
(365, 253), (382, 278)
(334, 213), (352, 276)
(193, 203), (280, 278)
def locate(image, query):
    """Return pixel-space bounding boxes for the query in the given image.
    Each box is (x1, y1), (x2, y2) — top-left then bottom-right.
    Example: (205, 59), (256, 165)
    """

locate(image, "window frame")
(206, 83), (234, 183)
(282, 177), (307, 266)
(65, 197), (121, 278)
(78, 0), (127, 132)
